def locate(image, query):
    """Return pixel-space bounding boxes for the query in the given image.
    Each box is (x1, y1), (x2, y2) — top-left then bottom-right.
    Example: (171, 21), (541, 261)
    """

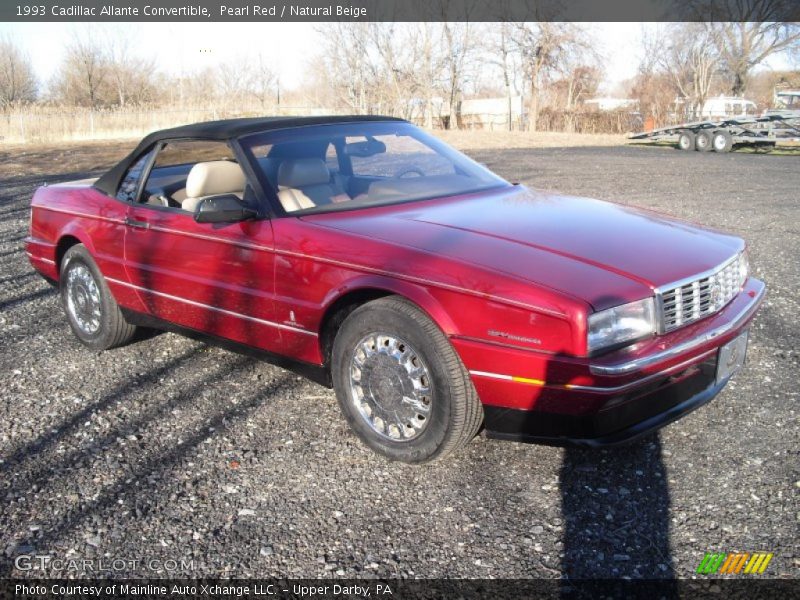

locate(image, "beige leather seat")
(277, 158), (343, 212)
(181, 161), (246, 213)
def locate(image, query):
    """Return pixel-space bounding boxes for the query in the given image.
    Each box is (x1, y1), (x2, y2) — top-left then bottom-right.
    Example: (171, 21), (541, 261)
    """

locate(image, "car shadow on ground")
(560, 439), (676, 585)
(0, 355), (295, 576)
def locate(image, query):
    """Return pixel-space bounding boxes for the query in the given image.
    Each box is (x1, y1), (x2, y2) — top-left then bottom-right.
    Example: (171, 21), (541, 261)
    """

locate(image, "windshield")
(239, 122), (509, 214)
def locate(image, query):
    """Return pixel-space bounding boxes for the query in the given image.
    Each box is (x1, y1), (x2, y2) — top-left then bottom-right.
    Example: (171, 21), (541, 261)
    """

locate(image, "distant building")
(584, 97), (637, 111)
(458, 96), (525, 129)
(698, 95), (757, 119)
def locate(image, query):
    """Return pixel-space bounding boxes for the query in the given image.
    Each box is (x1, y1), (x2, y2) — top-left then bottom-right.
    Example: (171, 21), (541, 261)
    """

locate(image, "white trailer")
(628, 113), (800, 153)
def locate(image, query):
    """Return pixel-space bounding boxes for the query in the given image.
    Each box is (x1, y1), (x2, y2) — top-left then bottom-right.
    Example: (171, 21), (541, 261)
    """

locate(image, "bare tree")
(413, 23), (443, 128)
(316, 23), (375, 113)
(441, 21), (476, 129)
(660, 23), (721, 117)
(215, 61), (246, 105)
(103, 27), (157, 107)
(481, 22), (524, 130)
(369, 23), (416, 117)
(497, 23), (516, 130)
(52, 30), (108, 108)
(510, 22), (590, 131)
(242, 53), (278, 110)
(0, 36), (37, 108)
(555, 29), (601, 110)
(708, 21), (800, 96)
(630, 26), (680, 127)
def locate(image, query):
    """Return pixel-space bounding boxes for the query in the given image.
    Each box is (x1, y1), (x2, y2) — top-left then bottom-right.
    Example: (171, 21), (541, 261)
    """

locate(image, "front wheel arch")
(317, 279), (460, 367)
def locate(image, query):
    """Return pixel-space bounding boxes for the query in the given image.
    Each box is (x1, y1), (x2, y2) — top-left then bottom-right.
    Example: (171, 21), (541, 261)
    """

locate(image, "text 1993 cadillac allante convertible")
(26, 116), (765, 463)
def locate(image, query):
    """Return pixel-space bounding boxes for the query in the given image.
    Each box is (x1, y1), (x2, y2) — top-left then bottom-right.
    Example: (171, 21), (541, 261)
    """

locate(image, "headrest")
(277, 158), (330, 188)
(186, 161), (246, 198)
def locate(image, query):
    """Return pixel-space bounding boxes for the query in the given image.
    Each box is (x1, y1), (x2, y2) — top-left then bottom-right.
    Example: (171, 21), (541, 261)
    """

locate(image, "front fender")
(320, 273), (460, 336)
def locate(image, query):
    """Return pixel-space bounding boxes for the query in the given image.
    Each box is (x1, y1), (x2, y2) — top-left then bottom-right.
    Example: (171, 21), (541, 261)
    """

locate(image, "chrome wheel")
(65, 263), (101, 335)
(349, 333), (432, 441)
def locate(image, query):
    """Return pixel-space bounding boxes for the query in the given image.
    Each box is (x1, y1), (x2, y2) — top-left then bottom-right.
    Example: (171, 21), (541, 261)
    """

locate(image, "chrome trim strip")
(568, 349), (715, 392)
(653, 253), (740, 298)
(25, 251), (55, 265)
(24, 236), (56, 248)
(36, 205), (126, 225)
(105, 277), (317, 337)
(37, 207), (565, 317)
(590, 279), (764, 376)
(470, 349), (715, 393)
(470, 370), (513, 382)
(146, 224), (272, 252)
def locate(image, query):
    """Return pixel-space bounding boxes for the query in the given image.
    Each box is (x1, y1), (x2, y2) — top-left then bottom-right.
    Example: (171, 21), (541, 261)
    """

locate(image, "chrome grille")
(658, 257), (742, 333)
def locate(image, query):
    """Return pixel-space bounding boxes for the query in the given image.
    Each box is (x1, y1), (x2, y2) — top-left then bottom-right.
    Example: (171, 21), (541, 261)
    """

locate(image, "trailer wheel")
(695, 130), (713, 152)
(677, 131), (695, 151)
(712, 130), (733, 153)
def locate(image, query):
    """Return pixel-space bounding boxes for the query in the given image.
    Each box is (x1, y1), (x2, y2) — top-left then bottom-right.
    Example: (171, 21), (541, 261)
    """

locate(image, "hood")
(304, 186), (744, 311)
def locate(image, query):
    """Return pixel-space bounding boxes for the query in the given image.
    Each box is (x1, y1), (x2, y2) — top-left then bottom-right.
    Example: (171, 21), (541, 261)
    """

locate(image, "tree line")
(1, 21), (798, 131)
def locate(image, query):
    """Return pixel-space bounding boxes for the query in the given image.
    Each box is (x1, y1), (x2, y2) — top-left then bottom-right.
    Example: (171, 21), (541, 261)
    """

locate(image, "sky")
(0, 22), (793, 97)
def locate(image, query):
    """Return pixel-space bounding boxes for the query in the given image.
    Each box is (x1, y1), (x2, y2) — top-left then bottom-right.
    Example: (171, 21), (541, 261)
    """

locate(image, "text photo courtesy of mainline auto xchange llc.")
(0, 0), (798, 598)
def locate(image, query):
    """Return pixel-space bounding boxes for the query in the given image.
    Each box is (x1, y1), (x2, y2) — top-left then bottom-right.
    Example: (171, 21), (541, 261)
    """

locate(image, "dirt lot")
(0, 138), (797, 580)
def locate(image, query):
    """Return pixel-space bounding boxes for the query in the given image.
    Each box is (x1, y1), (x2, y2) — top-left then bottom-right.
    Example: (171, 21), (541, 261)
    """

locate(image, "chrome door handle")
(125, 217), (150, 229)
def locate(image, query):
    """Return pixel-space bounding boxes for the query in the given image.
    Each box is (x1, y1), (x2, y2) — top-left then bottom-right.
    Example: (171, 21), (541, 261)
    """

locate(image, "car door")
(122, 139), (283, 354)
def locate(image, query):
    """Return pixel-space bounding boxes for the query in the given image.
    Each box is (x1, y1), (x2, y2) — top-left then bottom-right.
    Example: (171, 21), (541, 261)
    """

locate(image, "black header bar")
(3, 0), (799, 22)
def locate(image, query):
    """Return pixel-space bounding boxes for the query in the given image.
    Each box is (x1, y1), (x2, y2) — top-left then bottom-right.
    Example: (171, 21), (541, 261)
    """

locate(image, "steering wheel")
(395, 167), (425, 179)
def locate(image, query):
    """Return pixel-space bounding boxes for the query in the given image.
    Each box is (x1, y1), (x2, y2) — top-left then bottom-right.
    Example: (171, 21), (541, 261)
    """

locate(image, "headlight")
(587, 298), (656, 354)
(738, 251), (749, 287)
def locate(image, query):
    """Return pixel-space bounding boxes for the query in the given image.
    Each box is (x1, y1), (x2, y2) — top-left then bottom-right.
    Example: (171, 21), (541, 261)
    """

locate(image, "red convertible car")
(25, 116), (765, 463)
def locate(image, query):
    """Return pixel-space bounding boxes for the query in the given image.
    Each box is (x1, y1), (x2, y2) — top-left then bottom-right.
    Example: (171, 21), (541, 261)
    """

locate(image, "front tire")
(331, 296), (483, 463)
(60, 244), (137, 351)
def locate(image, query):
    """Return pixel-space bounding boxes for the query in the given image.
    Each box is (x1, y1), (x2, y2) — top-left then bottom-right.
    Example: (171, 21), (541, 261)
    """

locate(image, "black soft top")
(93, 114), (406, 196)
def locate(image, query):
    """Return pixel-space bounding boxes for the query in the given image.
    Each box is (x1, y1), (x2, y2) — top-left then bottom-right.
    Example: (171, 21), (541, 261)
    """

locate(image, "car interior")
(127, 131), (498, 217)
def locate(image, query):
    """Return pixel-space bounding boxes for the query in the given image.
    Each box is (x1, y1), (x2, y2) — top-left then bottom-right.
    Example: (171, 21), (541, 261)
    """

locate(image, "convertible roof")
(93, 115), (406, 196)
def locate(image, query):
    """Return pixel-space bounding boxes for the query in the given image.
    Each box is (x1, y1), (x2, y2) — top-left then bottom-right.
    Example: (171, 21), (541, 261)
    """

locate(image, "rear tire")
(695, 130), (713, 152)
(331, 296), (483, 463)
(60, 244), (137, 351)
(712, 130), (733, 153)
(677, 130), (695, 151)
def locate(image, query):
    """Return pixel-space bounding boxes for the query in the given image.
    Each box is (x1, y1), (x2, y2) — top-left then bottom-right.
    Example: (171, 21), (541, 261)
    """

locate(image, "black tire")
(60, 244), (137, 351)
(712, 129), (733, 153)
(677, 130), (695, 151)
(695, 130), (713, 152)
(331, 296), (483, 463)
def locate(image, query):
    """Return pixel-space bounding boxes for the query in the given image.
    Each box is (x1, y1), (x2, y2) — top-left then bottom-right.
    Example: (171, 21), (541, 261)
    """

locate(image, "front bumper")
(483, 355), (725, 446)
(453, 277), (765, 446)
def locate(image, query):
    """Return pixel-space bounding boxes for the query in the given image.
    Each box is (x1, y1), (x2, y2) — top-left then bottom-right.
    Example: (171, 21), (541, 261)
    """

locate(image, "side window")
(115, 150), (153, 203)
(152, 140), (235, 169)
(347, 135), (456, 178)
(140, 140), (239, 210)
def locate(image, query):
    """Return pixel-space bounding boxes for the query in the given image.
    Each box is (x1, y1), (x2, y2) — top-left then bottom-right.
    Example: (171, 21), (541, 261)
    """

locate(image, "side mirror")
(194, 194), (257, 223)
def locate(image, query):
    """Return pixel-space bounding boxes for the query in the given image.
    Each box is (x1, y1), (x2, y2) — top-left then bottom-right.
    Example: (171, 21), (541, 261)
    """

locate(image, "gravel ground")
(0, 143), (797, 580)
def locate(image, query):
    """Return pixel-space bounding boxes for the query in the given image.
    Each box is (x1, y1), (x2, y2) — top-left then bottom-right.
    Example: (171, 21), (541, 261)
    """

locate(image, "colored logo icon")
(696, 552), (774, 575)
